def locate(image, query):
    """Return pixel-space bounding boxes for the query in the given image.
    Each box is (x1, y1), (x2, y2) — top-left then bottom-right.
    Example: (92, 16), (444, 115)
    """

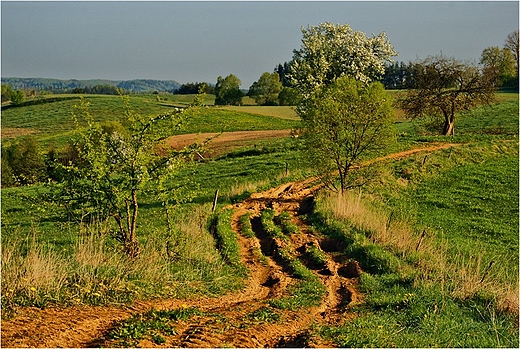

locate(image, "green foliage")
(209, 209), (248, 276)
(238, 213), (255, 238)
(48, 96), (199, 256)
(11, 89), (26, 105)
(260, 209), (286, 239)
(245, 306), (281, 323)
(1, 83), (15, 102)
(309, 206), (400, 275)
(320, 275), (518, 347)
(1, 136), (46, 186)
(277, 86), (301, 106)
(397, 54), (496, 135)
(215, 74), (244, 106)
(248, 72), (283, 106)
(275, 211), (299, 235)
(305, 244), (328, 268)
(301, 76), (395, 192)
(480, 46), (517, 87)
(107, 307), (202, 347)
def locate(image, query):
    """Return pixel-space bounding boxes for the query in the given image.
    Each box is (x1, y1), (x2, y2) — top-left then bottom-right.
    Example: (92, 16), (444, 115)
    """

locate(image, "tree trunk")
(442, 114), (455, 136)
(126, 189), (140, 258)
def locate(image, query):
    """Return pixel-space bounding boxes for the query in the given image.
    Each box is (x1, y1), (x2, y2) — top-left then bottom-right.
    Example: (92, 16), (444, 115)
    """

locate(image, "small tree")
(248, 72), (282, 105)
(504, 30), (519, 76)
(301, 76), (394, 193)
(398, 55), (495, 136)
(215, 74), (244, 105)
(11, 90), (26, 105)
(51, 96), (202, 257)
(480, 46), (516, 87)
(2, 136), (46, 186)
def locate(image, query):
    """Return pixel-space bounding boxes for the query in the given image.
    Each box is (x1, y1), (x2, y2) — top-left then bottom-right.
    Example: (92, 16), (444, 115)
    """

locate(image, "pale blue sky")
(1, 1), (518, 88)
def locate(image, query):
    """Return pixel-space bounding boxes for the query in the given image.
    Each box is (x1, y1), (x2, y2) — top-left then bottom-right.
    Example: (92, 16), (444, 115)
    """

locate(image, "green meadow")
(1, 92), (518, 346)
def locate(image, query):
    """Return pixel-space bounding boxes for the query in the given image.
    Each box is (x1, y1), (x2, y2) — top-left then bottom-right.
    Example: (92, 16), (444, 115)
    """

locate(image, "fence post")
(212, 189), (219, 213)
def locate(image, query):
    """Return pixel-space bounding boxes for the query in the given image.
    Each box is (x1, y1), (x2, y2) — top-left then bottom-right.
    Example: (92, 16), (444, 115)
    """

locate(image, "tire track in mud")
(1, 143), (459, 348)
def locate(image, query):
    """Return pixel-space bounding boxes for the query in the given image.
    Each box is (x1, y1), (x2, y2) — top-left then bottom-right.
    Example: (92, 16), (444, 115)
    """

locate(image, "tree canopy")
(398, 55), (495, 136)
(248, 72), (283, 106)
(215, 74), (244, 106)
(289, 22), (397, 97)
(301, 76), (394, 192)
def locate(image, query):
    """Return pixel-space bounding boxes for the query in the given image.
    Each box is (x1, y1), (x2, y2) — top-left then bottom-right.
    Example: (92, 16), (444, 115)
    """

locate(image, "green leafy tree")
(1, 83), (15, 103)
(1, 136), (46, 186)
(480, 46), (516, 87)
(278, 87), (301, 106)
(289, 22), (397, 98)
(398, 54), (495, 136)
(248, 72), (283, 105)
(11, 89), (26, 105)
(215, 74), (244, 105)
(50, 96), (202, 257)
(301, 77), (394, 193)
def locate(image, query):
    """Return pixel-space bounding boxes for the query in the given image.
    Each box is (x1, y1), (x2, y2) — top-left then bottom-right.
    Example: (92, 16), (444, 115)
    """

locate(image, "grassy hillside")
(1, 94), (299, 147)
(1, 91), (518, 346)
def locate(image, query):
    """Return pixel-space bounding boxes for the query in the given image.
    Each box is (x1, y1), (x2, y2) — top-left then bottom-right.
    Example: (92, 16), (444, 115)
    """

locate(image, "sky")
(1, 1), (519, 88)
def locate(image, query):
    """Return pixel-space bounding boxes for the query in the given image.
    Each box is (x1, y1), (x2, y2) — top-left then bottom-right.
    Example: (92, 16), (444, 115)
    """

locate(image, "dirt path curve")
(1, 142), (460, 348)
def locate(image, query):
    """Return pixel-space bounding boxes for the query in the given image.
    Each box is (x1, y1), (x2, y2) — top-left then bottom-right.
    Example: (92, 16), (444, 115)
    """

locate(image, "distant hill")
(1, 77), (181, 93)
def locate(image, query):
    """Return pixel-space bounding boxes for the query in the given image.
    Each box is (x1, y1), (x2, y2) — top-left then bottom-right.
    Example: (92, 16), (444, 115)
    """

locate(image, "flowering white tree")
(289, 22), (397, 97)
(290, 23), (397, 191)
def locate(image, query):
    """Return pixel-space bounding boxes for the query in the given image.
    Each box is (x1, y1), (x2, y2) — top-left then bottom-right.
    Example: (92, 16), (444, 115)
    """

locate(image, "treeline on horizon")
(3, 56), (519, 107)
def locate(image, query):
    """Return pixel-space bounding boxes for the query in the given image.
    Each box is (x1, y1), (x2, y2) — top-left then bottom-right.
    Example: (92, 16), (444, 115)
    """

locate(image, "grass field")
(1, 94), (299, 148)
(1, 91), (518, 346)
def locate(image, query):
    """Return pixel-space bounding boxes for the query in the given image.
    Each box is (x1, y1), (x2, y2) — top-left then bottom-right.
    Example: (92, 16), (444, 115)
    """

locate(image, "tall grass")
(1, 204), (244, 317)
(314, 190), (518, 347)
(316, 189), (518, 313)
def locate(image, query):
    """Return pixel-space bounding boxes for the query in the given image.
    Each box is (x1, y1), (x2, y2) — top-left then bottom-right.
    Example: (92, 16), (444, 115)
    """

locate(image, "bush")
(1, 137), (46, 186)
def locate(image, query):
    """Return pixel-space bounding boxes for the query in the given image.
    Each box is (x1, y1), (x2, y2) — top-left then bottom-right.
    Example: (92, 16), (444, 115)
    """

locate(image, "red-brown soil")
(0, 140), (460, 348)
(163, 130), (293, 158)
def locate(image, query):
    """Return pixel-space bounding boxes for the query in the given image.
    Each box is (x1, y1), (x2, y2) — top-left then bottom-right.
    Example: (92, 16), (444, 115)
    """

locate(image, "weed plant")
(106, 307), (202, 347)
(208, 209), (248, 276)
(269, 245), (326, 310)
(238, 213), (255, 238)
(275, 211), (300, 235)
(260, 209), (286, 240)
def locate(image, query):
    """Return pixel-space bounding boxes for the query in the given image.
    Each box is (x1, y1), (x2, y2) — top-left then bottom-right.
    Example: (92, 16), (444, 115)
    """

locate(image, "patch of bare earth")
(1, 143), (460, 348)
(163, 129), (292, 158)
(1, 128), (37, 139)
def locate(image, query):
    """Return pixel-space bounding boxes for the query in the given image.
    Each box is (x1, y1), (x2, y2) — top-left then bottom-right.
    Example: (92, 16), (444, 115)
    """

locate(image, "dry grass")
(319, 190), (519, 314)
(1, 204), (241, 313)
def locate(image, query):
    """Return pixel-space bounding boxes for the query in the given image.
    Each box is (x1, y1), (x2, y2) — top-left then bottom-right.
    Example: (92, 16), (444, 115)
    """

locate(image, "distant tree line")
(70, 84), (128, 95)
(1, 78), (182, 94)
(172, 82), (215, 95)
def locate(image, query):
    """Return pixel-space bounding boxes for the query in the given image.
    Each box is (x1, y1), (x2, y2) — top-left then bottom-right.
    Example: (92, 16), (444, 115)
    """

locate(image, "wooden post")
(422, 155), (428, 167)
(416, 230), (426, 251)
(212, 189), (219, 213)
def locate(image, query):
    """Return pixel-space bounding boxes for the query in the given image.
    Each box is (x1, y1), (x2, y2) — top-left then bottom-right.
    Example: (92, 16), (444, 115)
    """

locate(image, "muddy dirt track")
(1, 137), (460, 348)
